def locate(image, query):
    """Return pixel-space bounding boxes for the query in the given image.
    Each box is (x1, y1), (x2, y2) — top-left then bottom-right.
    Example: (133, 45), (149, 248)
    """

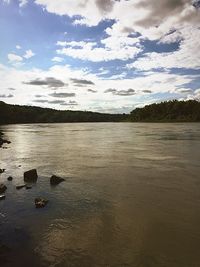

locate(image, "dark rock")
(0, 184), (7, 194)
(34, 197), (48, 208)
(16, 184), (26, 190)
(0, 138), (11, 147)
(18, 165), (21, 167)
(0, 169), (5, 174)
(25, 186), (32, 190)
(0, 195), (6, 201)
(24, 169), (38, 183)
(7, 176), (13, 181)
(50, 175), (65, 185)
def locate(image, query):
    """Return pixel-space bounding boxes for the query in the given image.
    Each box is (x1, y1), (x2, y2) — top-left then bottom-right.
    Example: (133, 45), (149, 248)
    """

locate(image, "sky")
(0, 0), (200, 113)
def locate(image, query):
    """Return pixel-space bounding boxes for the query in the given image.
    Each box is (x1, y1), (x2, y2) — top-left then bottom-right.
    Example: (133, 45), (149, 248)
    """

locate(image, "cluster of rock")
(0, 168), (65, 208)
(0, 131), (11, 148)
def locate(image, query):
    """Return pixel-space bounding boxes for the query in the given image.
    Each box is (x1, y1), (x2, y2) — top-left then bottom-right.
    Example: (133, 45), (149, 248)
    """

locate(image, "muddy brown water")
(0, 123), (200, 267)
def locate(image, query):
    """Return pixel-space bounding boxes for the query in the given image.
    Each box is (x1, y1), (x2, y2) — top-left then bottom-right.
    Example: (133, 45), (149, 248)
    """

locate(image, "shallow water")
(0, 123), (200, 267)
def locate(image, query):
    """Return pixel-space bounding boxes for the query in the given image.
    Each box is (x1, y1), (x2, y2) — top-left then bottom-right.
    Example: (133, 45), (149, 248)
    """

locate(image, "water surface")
(0, 123), (200, 267)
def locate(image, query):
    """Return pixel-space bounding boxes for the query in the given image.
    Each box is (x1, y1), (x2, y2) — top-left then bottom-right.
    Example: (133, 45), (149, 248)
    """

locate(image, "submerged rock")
(25, 185), (32, 190)
(16, 184), (26, 190)
(0, 138), (11, 147)
(0, 184), (7, 194)
(50, 175), (65, 185)
(0, 169), (5, 174)
(0, 195), (6, 201)
(7, 176), (13, 181)
(24, 169), (38, 183)
(34, 197), (48, 208)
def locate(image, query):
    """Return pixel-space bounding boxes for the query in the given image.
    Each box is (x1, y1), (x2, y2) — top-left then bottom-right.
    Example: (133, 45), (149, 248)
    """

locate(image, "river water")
(0, 123), (200, 267)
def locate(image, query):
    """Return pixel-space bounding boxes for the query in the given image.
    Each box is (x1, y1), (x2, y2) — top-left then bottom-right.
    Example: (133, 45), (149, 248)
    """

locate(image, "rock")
(0, 184), (7, 194)
(34, 198), (48, 208)
(0, 138), (11, 147)
(16, 184), (26, 190)
(50, 175), (65, 185)
(7, 176), (13, 181)
(25, 186), (32, 190)
(24, 169), (38, 183)
(0, 169), (5, 174)
(0, 195), (6, 201)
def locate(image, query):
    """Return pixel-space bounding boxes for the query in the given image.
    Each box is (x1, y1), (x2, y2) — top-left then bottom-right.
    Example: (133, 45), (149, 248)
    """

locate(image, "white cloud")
(19, 0), (28, 7)
(34, 0), (200, 39)
(23, 49), (35, 59)
(0, 62), (197, 112)
(8, 53), (23, 64)
(51, 57), (64, 63)
(128, 26), (200, 70)
(16, 45), (21, 50)
(56, 38), (141, 62)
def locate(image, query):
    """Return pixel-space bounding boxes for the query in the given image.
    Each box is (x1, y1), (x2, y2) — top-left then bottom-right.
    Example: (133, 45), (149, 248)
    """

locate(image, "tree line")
(0, 100), (200, 124)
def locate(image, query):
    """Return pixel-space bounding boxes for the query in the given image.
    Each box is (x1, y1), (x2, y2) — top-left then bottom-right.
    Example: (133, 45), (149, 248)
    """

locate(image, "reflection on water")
(0, 123), (200, 267)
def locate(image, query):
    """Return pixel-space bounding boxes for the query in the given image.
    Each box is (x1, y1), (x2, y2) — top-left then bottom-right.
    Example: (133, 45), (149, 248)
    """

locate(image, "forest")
(0, 100), (200, 124)
(129, 100), (200, 122)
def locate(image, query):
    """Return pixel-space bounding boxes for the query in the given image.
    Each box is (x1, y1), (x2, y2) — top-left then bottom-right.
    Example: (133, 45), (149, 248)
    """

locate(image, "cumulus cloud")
(88, 89), (97, 93)
(51, 57), (64, 63)
(70, 78), (95, 85)
(8, 53), (23, 63)
(128, 26), (200, 70)
(16, 45), (21, 50)
(48, 100), (66, 104)
(33, 99), (48, 103)
(60, 100), (78, 106)
(0, 93), (13, 98)
(142, 90), (152, 93)
(24, 77), (65, 88)
(19, 0), (28, 7)
(23, 49), (35, 59)
(105, 88), (135, 96)
(57, 38), (141, 62)
(49, 92), (76, 98)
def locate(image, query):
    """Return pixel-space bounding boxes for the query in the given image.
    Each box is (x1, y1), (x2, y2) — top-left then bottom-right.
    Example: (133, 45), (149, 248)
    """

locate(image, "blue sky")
(0, 0), (200, 113)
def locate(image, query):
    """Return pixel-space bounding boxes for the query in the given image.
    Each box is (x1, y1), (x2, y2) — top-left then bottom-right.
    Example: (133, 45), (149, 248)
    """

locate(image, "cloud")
(8, 53), (23, 63)
(8, 87), (16, 91)
(0, 62), (197, 113)
(60, 100), (78, 106)
(70, 78), (94, 85)
(23, 49), (35, 59)
(88, 89), (97, 93)
(33, 99), (67, 104)
(48, 100), (66, 104)
(35, 0), (114, 26)
(19, 0), (28, 7)
(142, 90), (152, 93)
(128, 26), (200, 70)
(16, 45), (21, 50)
(51, 57), (64, 63)
(0, 94), (13, 98)
(24, 77), (65, 88)
(35, 94), (45, 98)
(176, 88), (193, 93)
(57, 38), (141, 62)
(35, 0), (200, 40)
(33, 99), (48, 103)
(105, 88), (135, 96)
(104, 88), (117, 93)
(49, 92), (76, 98)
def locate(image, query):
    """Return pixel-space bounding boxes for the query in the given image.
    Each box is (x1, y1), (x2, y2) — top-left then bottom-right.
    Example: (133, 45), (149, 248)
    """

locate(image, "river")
(0, 123), (200, 267)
